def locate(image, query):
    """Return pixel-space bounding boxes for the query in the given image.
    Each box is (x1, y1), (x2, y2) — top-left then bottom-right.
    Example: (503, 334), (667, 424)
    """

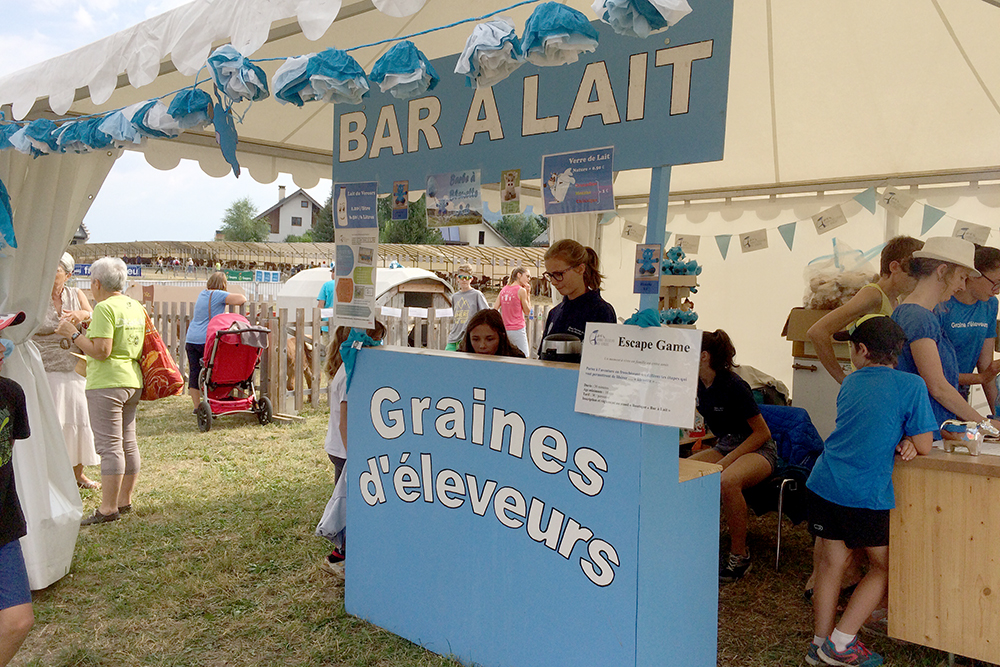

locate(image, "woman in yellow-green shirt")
(57, 257), (145, 526)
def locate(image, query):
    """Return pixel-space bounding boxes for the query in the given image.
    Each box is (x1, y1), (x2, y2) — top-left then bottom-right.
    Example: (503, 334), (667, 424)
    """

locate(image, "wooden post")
(311, 307), (323, 408)
(427, 308), (437, 350)
(294, 307), (305, 413)
(277, 308), (289, 415)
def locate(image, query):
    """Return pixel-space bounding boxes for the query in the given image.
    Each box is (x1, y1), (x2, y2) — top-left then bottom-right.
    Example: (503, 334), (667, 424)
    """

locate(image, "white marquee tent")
(3, 0), (1000, 588)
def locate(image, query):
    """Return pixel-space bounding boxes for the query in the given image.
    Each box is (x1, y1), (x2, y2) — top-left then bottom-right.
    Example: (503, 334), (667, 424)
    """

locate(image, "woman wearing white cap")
(891, 236), (1000, 442)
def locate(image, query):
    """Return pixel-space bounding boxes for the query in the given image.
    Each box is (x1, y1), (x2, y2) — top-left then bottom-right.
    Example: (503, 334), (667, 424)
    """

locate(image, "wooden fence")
(148, 297), (552, 417)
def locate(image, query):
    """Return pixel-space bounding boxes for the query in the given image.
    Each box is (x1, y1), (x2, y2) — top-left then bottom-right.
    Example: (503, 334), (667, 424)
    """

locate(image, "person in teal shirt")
(317, 264), (336, 333)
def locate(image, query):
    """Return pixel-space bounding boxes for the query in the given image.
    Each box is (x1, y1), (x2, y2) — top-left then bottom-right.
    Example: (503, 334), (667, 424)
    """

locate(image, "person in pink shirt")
(493, 267), (532, 357)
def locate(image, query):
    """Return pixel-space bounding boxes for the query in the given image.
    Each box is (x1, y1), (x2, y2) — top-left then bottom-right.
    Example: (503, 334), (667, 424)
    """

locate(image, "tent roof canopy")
(3, 0), (1000, 200)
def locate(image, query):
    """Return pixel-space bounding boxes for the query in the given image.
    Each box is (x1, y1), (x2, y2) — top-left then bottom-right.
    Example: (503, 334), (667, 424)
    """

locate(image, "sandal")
(118, 504), (132, 514)
(77, 479), (101, 490)
(81, 509), (120, 526)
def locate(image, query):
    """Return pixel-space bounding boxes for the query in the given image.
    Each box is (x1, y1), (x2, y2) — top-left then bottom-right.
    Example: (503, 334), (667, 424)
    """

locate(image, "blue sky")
(0, 1), (332, 243)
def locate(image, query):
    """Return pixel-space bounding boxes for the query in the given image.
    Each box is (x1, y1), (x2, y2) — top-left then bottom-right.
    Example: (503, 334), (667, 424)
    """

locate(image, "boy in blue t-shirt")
(804, 315), (935, 667)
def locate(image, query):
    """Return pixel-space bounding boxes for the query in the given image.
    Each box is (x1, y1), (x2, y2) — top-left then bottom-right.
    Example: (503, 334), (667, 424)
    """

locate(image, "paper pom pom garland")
(455, 19), (525, 88)
(206, 45), (270, 104)
(369, 41), (439, 99)
(521, 2), (600, 67)
(591, 0), (691, 38)
(56, 118), (115, 153)
(167, 88), (214, 130)
(274, 48), (369, 106)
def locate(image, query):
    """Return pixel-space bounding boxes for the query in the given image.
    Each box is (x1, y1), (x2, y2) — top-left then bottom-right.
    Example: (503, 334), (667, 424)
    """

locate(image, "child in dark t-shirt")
(0, 314), (34, 664)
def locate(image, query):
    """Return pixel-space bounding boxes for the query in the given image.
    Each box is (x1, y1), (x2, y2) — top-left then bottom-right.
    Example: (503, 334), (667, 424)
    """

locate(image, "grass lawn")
(13, 395), (977, 666)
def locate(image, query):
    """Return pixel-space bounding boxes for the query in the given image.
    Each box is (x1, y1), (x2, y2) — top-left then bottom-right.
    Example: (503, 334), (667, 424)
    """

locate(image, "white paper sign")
(436, 308), (455, 318)
(407, 307), (429, 318)
(381, 306), (402, 318)
(740, 229), (768, 252)
(812, 205), (848, 234)
(621, 221), (647, 243)
(878, 187), (914, 217)
(575, 323), (701, 427)
(674, 234), (700, 255)
(953, 220), (991, 246)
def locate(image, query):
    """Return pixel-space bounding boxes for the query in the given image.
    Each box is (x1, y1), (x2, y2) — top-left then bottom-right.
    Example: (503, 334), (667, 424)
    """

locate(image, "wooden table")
(889, 450), (1000, 664)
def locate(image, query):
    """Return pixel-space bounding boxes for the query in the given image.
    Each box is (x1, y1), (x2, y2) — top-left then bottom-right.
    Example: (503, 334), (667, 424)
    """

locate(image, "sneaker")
(860, 608), (889, 637)
(719, 552), (752, 583)
(327, 548), (345, 564)
(805, 642), (822, 666)
(818, 637), (883, 666)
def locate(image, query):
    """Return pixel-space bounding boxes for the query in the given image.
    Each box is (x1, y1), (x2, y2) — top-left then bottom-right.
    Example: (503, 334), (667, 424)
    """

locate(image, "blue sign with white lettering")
(332, 2), (732, 186)
(347, 349), (721, 667)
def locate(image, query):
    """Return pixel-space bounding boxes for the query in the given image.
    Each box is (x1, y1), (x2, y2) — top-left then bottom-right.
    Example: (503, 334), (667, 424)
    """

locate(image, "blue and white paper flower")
(132, 100), (183, 139)
(55, 117), (115, 153)
(455, 19), (525, 88)
(9, 119), (60, 155)
(521, 2), (599, 67)
(273, 48), (369, 106)
(591, 0), (691, 38)
(370, 41), (439, 99)
(207, 45), (270, 104)
(167, 88), (214, 130)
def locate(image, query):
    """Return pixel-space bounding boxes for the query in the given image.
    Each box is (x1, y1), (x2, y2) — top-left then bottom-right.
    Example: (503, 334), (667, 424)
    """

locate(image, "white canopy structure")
(3, 0), (1000, 588)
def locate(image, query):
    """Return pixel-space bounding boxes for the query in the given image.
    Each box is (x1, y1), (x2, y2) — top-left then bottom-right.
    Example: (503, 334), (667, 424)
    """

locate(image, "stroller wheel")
(256, 397), (273, 426)
(197, 400), (212, 432)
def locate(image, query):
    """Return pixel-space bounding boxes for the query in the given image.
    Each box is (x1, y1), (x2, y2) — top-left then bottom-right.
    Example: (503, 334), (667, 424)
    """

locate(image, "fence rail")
(146, 299), (552, 417)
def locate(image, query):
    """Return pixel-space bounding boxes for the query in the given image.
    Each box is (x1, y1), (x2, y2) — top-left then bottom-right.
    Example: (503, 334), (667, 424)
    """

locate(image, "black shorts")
(806, 489), (889, 549)
(185, 343), (205, 390)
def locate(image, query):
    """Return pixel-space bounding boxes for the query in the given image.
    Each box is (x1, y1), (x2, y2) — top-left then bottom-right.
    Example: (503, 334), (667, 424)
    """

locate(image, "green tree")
(493, 212), (549, 247)
(313, 194), (335, 242)
(219, 197), (268, 242)
(377, 194), (443, 244)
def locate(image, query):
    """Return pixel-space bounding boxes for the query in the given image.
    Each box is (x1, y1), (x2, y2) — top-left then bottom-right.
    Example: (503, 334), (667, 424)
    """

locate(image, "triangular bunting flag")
(716, 234), (732, 260)
(664, 232), (671, 246)
(922, 206), (945, 235)
(778, 222), (796, 250)
(854, 187), (877, 214)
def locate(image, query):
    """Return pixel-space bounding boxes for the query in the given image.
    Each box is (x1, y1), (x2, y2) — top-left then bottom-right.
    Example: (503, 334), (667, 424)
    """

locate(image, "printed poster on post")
(575, 322), (701, 428)
(426, 169), (483, 227)
(633, 244), (661, 295)
(391, 181), (409, 221)
(541, 147), (615, 216)
(334, 181), (379, 328)
(500, 169), (521, 215)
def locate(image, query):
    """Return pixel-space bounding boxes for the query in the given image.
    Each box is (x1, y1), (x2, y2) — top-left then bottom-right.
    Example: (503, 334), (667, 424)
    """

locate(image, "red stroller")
(196, 312), (272, 432)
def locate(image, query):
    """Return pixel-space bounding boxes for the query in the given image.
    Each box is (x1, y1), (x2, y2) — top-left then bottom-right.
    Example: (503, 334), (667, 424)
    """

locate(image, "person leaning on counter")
(538, 239), (616, 355)
(806, 236), (923, 384)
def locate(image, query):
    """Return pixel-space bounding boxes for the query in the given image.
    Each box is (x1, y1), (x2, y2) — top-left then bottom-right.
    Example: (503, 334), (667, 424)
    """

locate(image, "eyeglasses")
(456, 274), (472, 281)
(542, 264), (581, 282)
(981, 273), (1000, 292)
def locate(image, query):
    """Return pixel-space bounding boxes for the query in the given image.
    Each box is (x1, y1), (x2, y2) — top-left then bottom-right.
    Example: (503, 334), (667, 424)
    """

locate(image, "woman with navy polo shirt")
(934, 245), (1000, 408)
(891, 237), (1000, 441)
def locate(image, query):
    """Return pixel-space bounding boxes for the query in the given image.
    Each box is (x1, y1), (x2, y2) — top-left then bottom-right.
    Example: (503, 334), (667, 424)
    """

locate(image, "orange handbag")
(139, 309), (185, 401)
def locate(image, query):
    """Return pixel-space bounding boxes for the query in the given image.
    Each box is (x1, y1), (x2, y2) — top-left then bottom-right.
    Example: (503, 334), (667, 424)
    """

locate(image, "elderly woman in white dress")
(31, 253), (100, 489)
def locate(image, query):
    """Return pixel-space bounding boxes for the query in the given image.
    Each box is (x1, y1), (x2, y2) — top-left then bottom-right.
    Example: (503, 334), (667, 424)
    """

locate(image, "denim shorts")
(0, 540), (31, 610)
(714, 433), (778, 472)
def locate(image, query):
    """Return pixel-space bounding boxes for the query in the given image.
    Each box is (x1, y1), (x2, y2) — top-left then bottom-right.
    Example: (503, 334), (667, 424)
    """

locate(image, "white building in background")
(260, 185), (323, 242)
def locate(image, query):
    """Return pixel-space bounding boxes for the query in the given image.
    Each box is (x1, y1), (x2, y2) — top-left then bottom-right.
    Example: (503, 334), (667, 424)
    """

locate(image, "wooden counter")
(889, 450), (1000, 663)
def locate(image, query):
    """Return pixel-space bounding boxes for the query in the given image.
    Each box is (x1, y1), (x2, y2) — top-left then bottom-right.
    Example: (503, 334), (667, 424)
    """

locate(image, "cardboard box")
(783, 308), (850, 360)
(782, 308), (836, 341)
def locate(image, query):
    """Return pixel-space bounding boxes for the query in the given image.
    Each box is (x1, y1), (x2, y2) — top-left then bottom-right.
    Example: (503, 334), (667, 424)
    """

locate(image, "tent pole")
(639, 166), (672, 312)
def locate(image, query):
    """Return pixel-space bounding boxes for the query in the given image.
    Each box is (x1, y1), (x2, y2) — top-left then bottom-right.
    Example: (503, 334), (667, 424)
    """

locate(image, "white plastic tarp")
(0, 149), (119, 589)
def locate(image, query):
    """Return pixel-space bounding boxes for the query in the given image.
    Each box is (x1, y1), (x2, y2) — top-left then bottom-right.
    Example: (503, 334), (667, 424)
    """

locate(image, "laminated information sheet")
(575, 323), (700, 428)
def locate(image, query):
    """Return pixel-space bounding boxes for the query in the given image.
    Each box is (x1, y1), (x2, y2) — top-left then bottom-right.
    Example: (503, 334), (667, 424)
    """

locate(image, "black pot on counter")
(539, 334), (583, 363)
